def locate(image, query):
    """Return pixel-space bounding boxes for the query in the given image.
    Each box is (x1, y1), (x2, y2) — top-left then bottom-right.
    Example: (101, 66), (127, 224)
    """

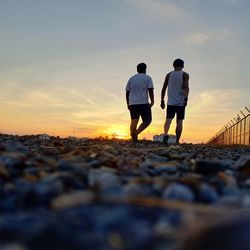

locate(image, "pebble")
(163, 183), (195, 202)
(0, 163), (10, 179)
(154, 165), (177, 175)
(244, 178), (250, 187)
(1, 142), (30, 154)
(234, 155), (250, 172)
(217, 172), (237, 187)
(0, 245), (27, 250)
(123, 183), (148, 197)
(52, 191), (95, 210)
(193, 159), (229, 174)
(88, 170), (121, 189)
(199, 183), (220, 203)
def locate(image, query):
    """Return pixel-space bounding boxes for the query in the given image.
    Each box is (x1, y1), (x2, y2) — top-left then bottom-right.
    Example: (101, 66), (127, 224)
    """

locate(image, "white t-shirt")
(126, 73), (154, 105)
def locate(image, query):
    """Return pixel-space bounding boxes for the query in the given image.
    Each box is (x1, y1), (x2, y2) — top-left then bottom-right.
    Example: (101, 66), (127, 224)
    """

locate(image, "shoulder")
(165, 72), (171, 79)
(128, 74), (137, 81)
(130, 74), (137, 79)
(146, 74), (153, 80)
(183, 71), (189, 78)
(146, 75), (154, 88)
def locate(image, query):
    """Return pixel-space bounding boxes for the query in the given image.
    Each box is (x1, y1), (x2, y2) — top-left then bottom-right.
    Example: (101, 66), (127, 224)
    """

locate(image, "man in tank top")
(160, 59), (189, 144)
(126, 63), (154, 143)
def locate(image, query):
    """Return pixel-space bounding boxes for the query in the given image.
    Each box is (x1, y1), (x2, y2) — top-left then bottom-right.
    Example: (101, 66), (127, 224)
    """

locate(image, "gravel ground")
(0, 134), (250, 250)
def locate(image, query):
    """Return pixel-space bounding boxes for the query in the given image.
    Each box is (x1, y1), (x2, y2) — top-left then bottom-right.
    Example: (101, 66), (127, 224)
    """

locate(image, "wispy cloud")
(221, 0), (240, 3)
(183, 29), (232, 45)
(125, 0), (184, 19)
(184, 33), (211, 45)
(189, 89), (247, 121)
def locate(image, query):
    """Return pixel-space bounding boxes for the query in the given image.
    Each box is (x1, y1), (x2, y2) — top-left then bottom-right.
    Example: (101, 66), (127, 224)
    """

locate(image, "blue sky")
(0, 0), (249, 142)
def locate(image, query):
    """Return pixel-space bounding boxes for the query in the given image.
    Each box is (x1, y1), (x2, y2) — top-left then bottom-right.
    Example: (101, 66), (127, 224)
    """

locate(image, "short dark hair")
(137, 63), (147, 73)
(173, 59), (184, 68)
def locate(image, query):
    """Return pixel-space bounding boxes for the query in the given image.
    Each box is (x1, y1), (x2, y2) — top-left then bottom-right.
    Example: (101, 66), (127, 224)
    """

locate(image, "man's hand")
(183, 97), (188, 107)
(149, 102), (154, 108)
(161, 100), (165, 109)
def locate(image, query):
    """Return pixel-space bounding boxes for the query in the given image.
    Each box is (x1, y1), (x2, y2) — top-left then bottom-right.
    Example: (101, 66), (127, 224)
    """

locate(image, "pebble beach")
(0, 134), (250, 250)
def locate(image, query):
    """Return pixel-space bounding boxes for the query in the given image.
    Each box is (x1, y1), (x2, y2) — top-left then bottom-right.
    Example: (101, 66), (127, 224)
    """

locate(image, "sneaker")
(131, 133), (139, 144)
(162, 135), (169, 144)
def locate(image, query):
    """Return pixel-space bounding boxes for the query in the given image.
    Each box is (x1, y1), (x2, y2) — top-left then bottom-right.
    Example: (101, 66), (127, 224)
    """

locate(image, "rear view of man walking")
(161, 59), (189, 144)
(126, 63), (154, 143)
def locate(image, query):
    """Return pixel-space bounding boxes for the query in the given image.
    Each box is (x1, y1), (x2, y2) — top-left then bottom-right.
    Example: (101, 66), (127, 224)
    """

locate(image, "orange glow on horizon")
(101, 124), (130, 139)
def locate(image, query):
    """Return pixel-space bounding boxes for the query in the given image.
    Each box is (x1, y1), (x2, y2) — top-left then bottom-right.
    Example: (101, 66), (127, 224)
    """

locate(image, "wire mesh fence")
(207, 106), (250, 145)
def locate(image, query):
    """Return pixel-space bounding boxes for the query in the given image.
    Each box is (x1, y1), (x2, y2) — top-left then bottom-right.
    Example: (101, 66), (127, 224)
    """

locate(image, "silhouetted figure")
(126, 63), (154, 143)
(161, 59), (189, 144)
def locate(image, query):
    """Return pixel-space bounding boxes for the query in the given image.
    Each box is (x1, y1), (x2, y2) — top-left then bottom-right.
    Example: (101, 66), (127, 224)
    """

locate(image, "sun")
(102, 125), (130, 139)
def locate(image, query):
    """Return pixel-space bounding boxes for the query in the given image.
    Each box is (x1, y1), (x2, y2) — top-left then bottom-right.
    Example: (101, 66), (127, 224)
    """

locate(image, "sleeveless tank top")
(167, 71), (185, 106)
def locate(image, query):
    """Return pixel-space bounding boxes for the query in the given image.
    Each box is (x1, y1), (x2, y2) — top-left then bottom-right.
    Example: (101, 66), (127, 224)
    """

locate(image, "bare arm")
(126, 91), (130, 109)
(183, 72), (190, 97)
(148, 88), (154, 107)
(161, 73), (170, 109)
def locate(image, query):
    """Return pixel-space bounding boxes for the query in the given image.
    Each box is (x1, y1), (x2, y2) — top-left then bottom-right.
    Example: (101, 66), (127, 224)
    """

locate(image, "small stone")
(0, 156), (25, 177)
(108, 232), (124, 250)
(52, 191), (95, 210)
(179, 153), (191, 159)
(100, 166), (118, 174)
(148, 153), (168, 162)
(0, 244), (27, 250)
(154, 220), (173, 236)
(23, 174), (38, 182)
(24, 167), (39, 176)
(234, 156), (250, 172)
(244, 178), (250, 187)
(123, 183), (147, 197)
(163, 183), (195, 202)
(218, 172), (237, 187)
(222, 186), (244, 197)
(53, 141), (64, 147)
(57, 160), (75, 171)
(193, 160), (229, 175)
(168, 145), (181, 150)
(0, 163), (10, 179)
(217, 195), (242, 207)
(224, 169), (235, 176)
(242, 195), (250, 207)
(199, 183), (220, 203)
(88, 169), (121, 189)
(2, 141), (29, 154)
(154, 166), (177, 175)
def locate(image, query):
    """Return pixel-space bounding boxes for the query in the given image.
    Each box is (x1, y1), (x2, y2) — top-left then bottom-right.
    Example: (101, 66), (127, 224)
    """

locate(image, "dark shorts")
(129, 104), (152, 122)
(167, 105), (185, 120)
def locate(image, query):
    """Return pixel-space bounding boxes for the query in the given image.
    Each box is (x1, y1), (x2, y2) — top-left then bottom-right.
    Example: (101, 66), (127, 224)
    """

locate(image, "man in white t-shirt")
(161, 59), (190, 144)
(126, 63), (154, 143)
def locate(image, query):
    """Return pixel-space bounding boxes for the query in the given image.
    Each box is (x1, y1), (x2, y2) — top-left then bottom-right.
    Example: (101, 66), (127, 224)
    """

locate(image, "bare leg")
(136, 120), (151, 135)
(130, 119), (139, 136)
(164, 118), (173, 135)
(176, 119), (183, 143)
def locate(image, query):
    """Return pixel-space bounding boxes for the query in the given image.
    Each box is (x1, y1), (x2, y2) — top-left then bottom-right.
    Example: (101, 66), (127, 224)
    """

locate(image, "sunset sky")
(0, 0), (249, 143)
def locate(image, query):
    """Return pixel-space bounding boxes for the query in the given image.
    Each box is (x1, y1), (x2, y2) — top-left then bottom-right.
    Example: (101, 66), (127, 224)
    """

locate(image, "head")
(173, 58), (184, 70)
(137, 63), (147, 74)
